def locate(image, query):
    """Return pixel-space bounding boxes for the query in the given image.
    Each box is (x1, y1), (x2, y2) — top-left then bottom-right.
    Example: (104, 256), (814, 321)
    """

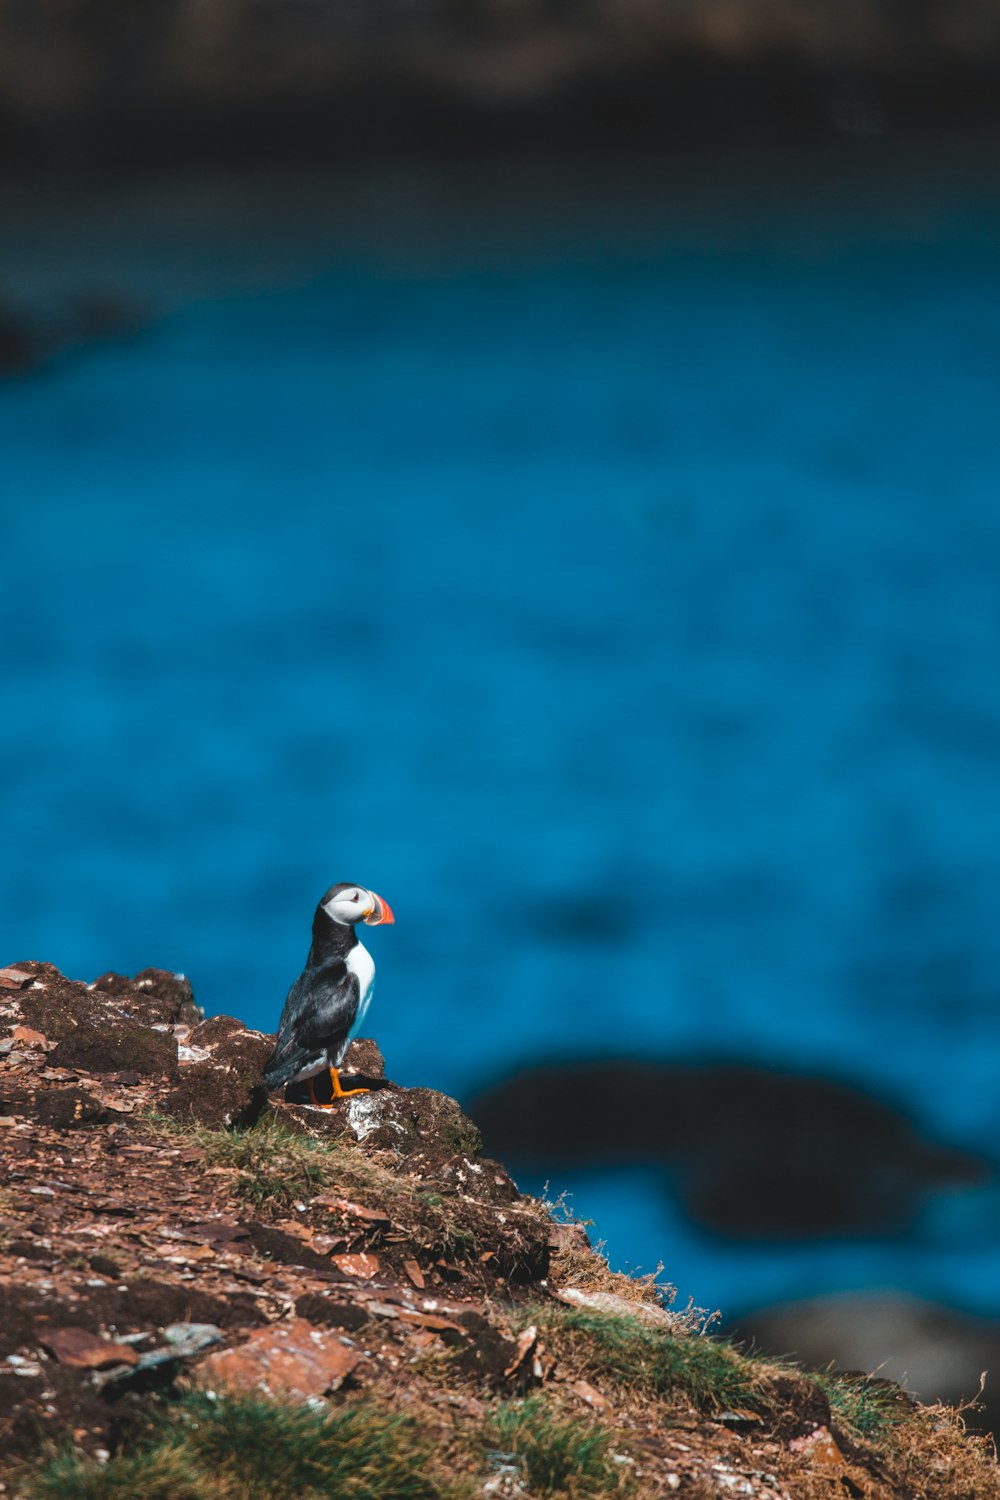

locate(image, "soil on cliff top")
(1, 960), (998, 1499)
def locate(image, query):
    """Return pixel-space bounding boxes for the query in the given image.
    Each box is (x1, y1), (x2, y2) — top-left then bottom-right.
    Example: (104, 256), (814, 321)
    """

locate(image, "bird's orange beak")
(364, 892), (395, 926)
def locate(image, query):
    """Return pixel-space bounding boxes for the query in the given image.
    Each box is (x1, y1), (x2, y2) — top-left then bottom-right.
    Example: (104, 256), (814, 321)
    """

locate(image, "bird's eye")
(352, 891), (360, 901)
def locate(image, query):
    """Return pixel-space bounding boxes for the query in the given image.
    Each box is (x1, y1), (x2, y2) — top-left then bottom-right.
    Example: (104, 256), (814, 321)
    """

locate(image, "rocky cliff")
(0, 959), (997, 1498)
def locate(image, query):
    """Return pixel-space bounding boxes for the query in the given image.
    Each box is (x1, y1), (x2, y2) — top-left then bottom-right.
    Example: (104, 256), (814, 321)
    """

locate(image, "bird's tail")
(262, 1048), (305, 1093)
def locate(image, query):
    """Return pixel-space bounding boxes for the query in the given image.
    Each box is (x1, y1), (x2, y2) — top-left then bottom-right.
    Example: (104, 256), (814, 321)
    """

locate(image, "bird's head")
(320, 883), (395, 928)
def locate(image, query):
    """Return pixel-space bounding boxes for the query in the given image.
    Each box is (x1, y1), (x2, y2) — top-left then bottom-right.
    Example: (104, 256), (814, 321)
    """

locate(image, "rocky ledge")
(1, 960), (998, 1499)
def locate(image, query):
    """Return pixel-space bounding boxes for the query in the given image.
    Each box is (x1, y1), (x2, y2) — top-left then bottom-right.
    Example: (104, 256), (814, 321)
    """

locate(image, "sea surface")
(2, 143), (1000, 1320)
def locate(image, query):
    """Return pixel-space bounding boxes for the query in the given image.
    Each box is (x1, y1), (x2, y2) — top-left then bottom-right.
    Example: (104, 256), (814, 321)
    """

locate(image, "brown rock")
(314, 1195), (389, 1225)
(91, 972), (137, 995)
(403, 1259), (426, 1289)
(202, 1319), (360, 1399)
(11, 1026), (48, 1049)
(504, 1325), (538, 1378)
(759, 1370), (833, 1440)
(0, 962), (198, 1039)
(245, 1223), (345, 1274)
(177, 1221), (250, 1248)
(0, 969), (33, 989)
(395, 1308), (465, 1334)
(331, 1252), (380, 1279)
(42, 1327), (139, 1369)
(572, 1379), (610, 1410)
(790, 1426), (845, 1470)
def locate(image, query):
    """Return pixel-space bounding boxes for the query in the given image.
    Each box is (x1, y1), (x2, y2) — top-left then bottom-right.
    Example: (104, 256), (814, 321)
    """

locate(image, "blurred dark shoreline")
(5, 0), (1000, 175)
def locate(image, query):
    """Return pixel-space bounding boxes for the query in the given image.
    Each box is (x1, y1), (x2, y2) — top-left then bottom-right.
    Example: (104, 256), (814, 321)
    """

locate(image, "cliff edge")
(0, 960), (997, 1498)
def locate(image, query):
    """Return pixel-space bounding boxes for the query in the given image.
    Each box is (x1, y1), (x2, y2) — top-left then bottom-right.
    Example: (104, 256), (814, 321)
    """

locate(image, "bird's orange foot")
(303, 1069), (370, 1107)
(329, 1067), (369, 1099)
(306, 1075), (339, 1109)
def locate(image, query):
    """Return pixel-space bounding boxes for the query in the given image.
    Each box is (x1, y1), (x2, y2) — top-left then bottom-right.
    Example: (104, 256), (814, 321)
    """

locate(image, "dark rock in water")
(0, 301), (36, 373)
(728, 1291), (1000, 1434)
(466, 1058), (991, 1240)
(0, 292), (147, 378)
(67, 293), (144, 344)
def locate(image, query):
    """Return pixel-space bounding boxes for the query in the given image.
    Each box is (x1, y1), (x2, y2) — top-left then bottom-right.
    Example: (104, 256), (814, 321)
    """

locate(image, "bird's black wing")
(263, 957), (360, 1090)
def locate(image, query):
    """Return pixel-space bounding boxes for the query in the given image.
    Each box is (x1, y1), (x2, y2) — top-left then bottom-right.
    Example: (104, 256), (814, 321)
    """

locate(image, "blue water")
(3, 150), (1000, 1317)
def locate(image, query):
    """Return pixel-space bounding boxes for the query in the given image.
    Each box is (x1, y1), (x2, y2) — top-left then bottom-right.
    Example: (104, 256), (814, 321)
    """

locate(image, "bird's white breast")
(346, 940), (375, 1036)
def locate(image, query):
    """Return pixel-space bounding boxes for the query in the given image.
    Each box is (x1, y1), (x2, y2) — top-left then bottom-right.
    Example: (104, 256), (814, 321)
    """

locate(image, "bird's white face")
(322, 886), (395, 927)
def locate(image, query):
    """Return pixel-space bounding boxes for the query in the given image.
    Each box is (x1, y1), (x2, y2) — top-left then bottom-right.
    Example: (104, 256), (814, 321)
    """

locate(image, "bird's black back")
(262, 896), (363, 1091)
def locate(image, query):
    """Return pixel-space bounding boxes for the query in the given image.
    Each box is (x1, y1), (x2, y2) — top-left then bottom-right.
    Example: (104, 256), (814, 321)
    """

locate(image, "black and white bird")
(263, 882), (395, 1108)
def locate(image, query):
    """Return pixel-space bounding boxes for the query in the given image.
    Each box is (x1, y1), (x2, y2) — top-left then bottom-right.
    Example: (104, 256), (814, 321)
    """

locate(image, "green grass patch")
(174, 1389), (450, 1496)
(485, 1398), (629, 1497)
(815, 1371), (914, 1439)
(24, 1443), (207, 1500)
(146, 1113), (344, 1209)
(435, 1118), (483, 1157)
(24, 1390), (460, 1500)
(529, 1305), (759, 1413)
(144, 1114), (474, 1255)
(534, 1302), (927, 1447)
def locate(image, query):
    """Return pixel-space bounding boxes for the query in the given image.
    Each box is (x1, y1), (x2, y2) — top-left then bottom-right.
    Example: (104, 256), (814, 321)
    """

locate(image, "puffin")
(263, 882), (395, 1108)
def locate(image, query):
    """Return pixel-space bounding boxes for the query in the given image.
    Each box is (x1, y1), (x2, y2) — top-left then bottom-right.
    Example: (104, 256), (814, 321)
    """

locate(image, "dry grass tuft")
(549, 1241), (675, 1309)
(879, 1398), (1000, 1500)
(543, 1192), (692, 1314)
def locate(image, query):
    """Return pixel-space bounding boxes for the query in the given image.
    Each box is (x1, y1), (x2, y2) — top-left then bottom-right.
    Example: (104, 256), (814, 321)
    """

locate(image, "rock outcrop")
(2, 960), (999, 1499)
